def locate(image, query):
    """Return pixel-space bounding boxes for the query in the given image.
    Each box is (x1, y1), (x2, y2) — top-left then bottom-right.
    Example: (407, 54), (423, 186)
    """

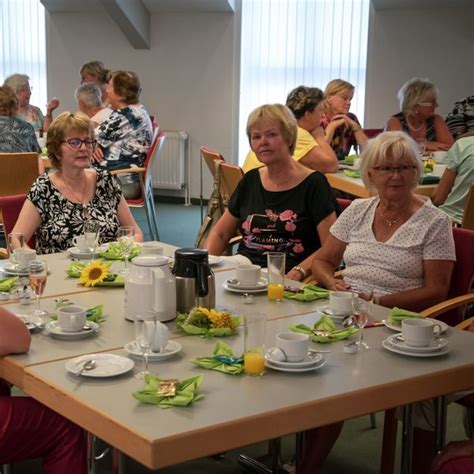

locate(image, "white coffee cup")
(11, 248), (37, 269)
(141, 241), (163, 256)
(276, 332), (309, 362)
(151, 321), (170, 352)
(402, 318), (442, 347)
(329, 291), (353, 316)
(431, 151), (447, 163)
(236, 264), (261, 286)
(73, 235), (89, 252)
(57, 305), (87, 332)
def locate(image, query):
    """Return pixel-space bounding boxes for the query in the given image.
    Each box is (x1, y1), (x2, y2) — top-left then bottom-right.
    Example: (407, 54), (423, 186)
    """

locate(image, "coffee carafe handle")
(195, 261), (208, 297)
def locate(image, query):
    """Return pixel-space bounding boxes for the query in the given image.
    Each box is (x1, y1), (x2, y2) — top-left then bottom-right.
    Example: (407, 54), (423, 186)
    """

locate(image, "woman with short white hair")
(74, 82), (112, 129)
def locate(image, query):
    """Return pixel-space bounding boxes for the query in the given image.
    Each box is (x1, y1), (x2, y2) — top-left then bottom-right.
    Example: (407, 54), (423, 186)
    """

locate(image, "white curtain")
(0, 0), (47, 113)
(239, 0), (370, 163)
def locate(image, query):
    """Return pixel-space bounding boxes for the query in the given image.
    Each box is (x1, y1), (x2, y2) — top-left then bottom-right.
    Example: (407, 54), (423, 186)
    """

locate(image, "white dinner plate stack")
(265, 349), (327, 373)
(316, 305), (348, 323)
(45, 321), (99, 339)
(223, 278), (268, 294)
(124, 340), (182, 361)
(382, 334), (450, 358)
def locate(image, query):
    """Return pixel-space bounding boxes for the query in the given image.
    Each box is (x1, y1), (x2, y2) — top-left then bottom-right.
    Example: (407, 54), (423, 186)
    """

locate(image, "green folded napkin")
(289, 315), (358, 343)
(284, 284), (330, 302)
(176, 308), (241, 337)
(0, 277), (18, 292)
(344, 154), (358, 165)
(99, 242), (141, 260)
(344, 169), (361, 178)
(133, 374), (204, 408)
(65, 262), (125, 287)
(51, 304), (106, 324)
(419, 175), (440, 184)
(191, 341), (244, 375)
(388, 307), (422, 324)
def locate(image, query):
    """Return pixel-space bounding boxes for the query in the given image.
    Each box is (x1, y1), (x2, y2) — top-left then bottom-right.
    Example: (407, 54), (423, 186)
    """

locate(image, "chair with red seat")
(364, 128), (384, 139)
(0, 194), (35, 249)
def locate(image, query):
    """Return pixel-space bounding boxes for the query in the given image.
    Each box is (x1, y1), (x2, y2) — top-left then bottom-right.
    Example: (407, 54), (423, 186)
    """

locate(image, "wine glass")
(28, 260), (48, 318)
(351, 291), (373, 351)
(134, 312), (155, 379)
(117, 226), (136, 274)
(84, 220), (100, 260)
(415, 138), (426, 156)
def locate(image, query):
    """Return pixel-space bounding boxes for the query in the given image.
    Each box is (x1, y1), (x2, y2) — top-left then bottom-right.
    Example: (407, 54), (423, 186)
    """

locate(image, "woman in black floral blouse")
(12, 112), (143, 254)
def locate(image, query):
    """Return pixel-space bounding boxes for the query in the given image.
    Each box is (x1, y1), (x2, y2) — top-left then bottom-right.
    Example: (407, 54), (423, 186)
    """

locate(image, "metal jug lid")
(131, 255), (169, 267)
(174, 248), (209, 262)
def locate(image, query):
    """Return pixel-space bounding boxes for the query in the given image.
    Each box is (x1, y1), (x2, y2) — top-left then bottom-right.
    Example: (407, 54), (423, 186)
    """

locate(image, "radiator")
(151, 131), (188, 190)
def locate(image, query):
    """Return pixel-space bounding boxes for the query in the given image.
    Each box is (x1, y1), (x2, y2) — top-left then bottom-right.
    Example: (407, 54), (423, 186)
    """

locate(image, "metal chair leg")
(112, 448), (125, 474)
(401, 404), (414, 474)
(1, 464), (11, 474)
(238, 437), (282, 473)
(434, 396), (447, 454)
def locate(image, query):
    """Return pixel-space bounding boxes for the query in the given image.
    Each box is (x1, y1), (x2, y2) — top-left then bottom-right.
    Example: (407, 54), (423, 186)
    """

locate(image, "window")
(239, 0), (370, 163)
(1, 0), (47, 112)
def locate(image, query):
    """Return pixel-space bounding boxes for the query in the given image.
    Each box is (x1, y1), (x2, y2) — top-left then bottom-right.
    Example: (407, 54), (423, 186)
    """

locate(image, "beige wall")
(365, 4), (474, 128)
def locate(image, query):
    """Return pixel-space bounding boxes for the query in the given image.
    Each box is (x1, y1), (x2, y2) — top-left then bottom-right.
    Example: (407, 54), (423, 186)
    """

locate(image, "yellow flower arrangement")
(79, 260), (110, 287)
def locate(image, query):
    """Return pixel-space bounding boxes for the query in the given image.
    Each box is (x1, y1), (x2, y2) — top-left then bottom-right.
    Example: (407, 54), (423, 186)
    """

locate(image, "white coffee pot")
(124, 256), (176, 322)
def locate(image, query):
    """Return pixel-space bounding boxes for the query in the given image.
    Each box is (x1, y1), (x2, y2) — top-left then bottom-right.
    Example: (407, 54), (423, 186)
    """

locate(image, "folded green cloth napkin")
(284, 284), (330, 302)
(99, 242), (141, 260)
(176, 310), (240, 337)
(133, 374), (204, 408)
(344, 154), (358, 165)
(0, 277), (18, 292)
(65, 262), (125, 287)
(192, 341), (244, 375)
(388, 307), (422, 324)
(344, 169), (361, 178)
(419, 175), (440, 184)
(289, 315), (358, 343)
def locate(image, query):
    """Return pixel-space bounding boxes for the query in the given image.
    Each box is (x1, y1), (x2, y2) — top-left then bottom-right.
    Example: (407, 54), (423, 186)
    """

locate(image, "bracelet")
(293, 266), (307, 278)
(352, 125), (362, 133)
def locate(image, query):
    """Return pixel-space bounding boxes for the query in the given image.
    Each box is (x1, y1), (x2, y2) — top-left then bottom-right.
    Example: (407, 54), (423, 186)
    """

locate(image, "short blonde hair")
(359, 131), (423, 192)
(47, 112), (94, 169)
(246, 104), (298, 155)
(324, 79), (355, 98)
(0, 85), (18, 115)
(397, 78), (438, 115)
(3, 73), (30, 94)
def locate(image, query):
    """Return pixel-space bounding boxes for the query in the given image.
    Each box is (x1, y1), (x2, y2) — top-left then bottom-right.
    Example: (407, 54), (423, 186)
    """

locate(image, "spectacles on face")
(18, 86), (32, 93)
(61, 138), (97, 149)
(418, 101), (438, 108)
(372, 165), (416, 175)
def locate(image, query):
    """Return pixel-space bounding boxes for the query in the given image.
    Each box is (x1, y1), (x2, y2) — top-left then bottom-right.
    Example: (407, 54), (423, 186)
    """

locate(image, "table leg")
(295, 431), (305, 472)
(401, 404), (413, 474)
(434, 396), (447, 453)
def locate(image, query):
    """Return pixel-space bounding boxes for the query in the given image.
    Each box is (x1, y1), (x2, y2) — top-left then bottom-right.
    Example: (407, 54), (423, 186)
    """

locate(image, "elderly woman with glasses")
(385, 77), (454, 152)
(12, 112), (143, 254)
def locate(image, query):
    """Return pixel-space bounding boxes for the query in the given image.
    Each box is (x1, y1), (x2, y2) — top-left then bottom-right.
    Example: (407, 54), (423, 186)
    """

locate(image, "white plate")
(386, 334), (449, 353)
(316, 306), (347, 321)
(382, 338), (450, 358)
(65, 353), (134, 378)
(222, 282), (267, 294)
(266, 357), (327, 373)
(124, 340), (182, 361)
(2, 263), (29, 276)
(226, 278), (268, 291)
(384, 318), (448, 334)
(15, 314), (44, 331)
(45, 320), (99, 339)
(265, 348), (323, 368)
(68, 245), (108, 259)
(209, 256), (223, 266)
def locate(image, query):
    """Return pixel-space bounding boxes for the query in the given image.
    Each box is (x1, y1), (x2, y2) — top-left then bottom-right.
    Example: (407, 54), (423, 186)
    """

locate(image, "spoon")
(75, 359), (96, 376)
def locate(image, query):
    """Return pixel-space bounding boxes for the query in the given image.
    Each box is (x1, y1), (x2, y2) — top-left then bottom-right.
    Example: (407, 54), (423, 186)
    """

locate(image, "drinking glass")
(28, 260), (48, 318)
(267, 252), (286, 302)
(351, 291), (373, 351)
(134, 312), (156, 379)
(117, 226), (136, 274)
(84, 220), (100, 260)
(7, 232), (25, 269)
(415, 138), (426, 156)
(243, 312), (267, 376)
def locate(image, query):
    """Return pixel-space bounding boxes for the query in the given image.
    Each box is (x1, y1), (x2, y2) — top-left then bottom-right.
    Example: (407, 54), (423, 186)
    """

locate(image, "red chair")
(336, 198), (352, 212)
(0, 194), (35, 249)
(364, 128), (384, 139)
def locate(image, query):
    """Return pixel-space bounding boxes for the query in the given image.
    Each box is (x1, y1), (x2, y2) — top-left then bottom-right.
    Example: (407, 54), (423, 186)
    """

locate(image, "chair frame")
(461, 182), (474, 230)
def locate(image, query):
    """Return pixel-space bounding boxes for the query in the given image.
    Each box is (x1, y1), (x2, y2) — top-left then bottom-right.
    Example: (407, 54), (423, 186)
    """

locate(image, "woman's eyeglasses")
(373, 165), (416, 175)
(61, 138), (97, 149)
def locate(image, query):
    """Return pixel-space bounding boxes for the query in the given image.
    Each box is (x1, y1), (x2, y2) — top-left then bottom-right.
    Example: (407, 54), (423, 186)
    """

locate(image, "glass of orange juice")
(243, 312), (266, 376)
(267, 252), (286, 302)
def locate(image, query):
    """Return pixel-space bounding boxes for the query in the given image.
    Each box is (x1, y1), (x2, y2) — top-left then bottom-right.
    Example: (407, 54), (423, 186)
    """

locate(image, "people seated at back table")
(12, 111), (143, 254)
(92, 70), (153, 199)
(80, 60), (110, 103)
(0, 85), (40, 153)
(206, 103), (338, 282)
(75, 82), (112, 132)
(243, 86), (339, 173)
(0, 306), (87, 473)
(445, 94), (474, 140)
(385, 77), (454, 152)
(320, 78), (369, 160)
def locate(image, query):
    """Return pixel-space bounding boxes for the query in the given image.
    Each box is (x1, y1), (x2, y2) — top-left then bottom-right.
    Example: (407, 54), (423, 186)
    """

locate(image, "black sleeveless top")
(393, 112), (436, 141)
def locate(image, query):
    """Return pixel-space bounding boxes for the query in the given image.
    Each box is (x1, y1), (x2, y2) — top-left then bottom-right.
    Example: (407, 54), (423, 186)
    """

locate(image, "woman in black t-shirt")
(205, 103), (337, 282)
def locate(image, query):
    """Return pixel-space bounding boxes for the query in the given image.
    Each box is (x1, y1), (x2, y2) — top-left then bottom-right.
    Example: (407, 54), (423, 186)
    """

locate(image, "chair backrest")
(462, 183), (474, 230)
(218, 162), (243, 206)
(201, 146), (225, 179)
(0, 193), (35, 248)
(0, 153), (40, 197)
(336, 198), (352, 212)
(364, 128), (384, 139)
(139, 130), (166, 201)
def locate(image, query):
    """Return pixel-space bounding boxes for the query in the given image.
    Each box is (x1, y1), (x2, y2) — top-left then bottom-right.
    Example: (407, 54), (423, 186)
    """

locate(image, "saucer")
(386, 334), (449, 353)
(209, 256), (223, 266)
(66, 353), (134, 378)
(265, 348), (323, 368)
(45, 321), (99, 339)
(222, 282), (267, 294)
(226, 278), (268, 291)
(384, 318), (448, 334)
(2, 262), (29, 276)
(124, 340), (182, 361)
(265, 357), (327, 373)
(317, 306), (347, 321)
(382, 337), (450, 358)
(68, 245), (108, 259)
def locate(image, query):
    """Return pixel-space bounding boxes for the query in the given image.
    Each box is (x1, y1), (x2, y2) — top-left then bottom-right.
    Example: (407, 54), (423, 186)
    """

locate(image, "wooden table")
(326, 172), (437, 198)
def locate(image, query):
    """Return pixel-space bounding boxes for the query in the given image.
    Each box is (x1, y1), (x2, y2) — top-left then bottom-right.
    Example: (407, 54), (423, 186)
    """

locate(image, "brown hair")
(0, 85), (19, 116)
(286, 86), (324, 120)
(46, 112), (94, 169)
(80, 61), (110, 84)
(110, 70), (141, 105)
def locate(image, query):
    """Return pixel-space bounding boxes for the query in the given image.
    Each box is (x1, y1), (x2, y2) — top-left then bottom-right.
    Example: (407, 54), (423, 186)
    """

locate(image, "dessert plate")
(382, 337), (450, 358)
(124, 340), (182, 361)
(222, 282), (267, 294)
(226, 278), (268, 291)
(386, 334), (448, 353)
(265, 348), (323, 368)
(68, 245), (108, 259)
(316, 306), (347, 321)
(66, 353), (134, 378)
(265, 357), (327, 373)
(45, 321), (99, 339)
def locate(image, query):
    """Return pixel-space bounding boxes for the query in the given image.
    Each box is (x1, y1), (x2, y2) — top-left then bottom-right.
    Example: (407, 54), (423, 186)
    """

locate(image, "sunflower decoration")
(79, 260), (111, 287)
